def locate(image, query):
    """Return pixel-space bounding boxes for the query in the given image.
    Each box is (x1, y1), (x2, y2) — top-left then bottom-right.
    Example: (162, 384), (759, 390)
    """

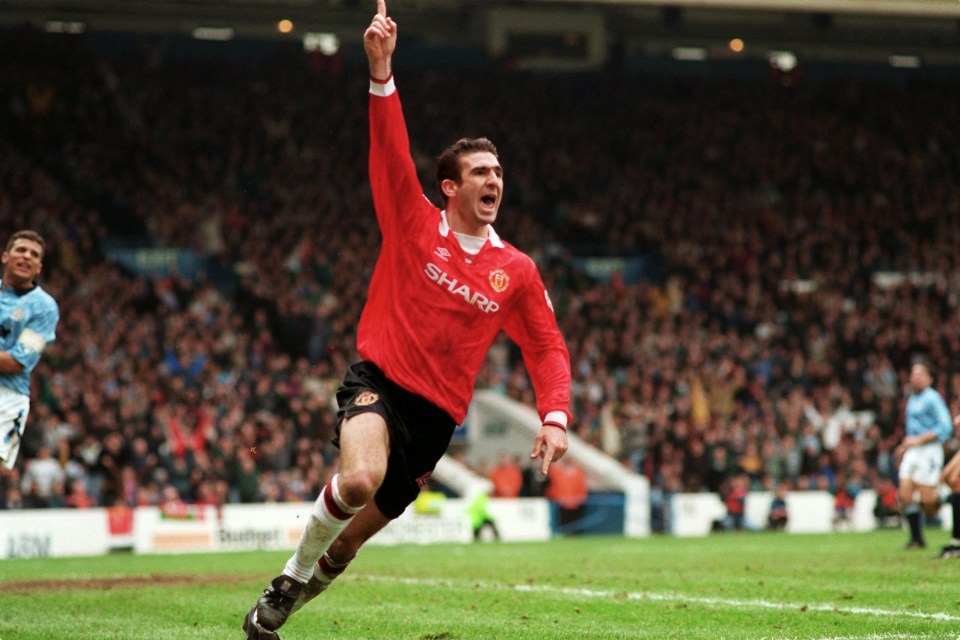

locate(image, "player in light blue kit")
(0, 230), (60, 470)
(895, 359), (953, 549)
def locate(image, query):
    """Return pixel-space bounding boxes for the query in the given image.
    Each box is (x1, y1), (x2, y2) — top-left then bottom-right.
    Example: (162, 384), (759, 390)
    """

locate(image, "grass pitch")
(1, 529), (959, 639)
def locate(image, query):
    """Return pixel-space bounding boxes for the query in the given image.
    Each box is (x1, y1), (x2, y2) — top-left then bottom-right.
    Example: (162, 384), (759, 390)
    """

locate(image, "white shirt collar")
(439, 210), (505, 248)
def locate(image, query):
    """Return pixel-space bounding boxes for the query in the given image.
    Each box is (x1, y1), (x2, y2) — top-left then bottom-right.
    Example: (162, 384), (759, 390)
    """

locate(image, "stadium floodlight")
(192, 27), (235, 41)
(768, 50), (797, 72)
(888, 55), (921, 68)
(303, 32), (341, 55)
(44, 21), (86, 34)
(672, 46), (707, 61)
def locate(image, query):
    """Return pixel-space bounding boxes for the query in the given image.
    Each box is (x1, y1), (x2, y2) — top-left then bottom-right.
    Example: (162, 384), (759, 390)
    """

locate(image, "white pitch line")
(733, 635), (944, 640)
(809, 635), (946, 640)
(362, 575), (960, 623)
(515, 584), (960, 623)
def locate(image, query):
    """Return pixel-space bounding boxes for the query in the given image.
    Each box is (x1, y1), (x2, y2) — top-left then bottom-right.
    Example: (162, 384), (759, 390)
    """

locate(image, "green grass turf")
(1, 529), (959, 639)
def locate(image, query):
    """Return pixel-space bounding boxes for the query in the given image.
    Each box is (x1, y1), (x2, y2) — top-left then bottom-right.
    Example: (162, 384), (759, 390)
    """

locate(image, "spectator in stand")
(721, 474), (749, 531)
(488, 452), (523, 498)
(1, 19), (960, 535)
(831, 472), (859, 531)
(19, 444), (64, 508)
(704, 445), (732, 493)
(3, 484), (24, 509)
(65, 477), (95, 508)
(872, 477), (901, 528)
(767, 483), (789, 531)
(520, 456), (549, 498)
(231, 451), (263, 504)
(737, 441), (764, 486)
(91, 430), (130, 507)
(159, 484), (191, 518)
(545, 456), (589, 533)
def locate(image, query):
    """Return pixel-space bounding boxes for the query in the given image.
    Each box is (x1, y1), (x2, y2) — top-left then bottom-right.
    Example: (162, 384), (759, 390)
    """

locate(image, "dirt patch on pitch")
(0, 573), (251, 593)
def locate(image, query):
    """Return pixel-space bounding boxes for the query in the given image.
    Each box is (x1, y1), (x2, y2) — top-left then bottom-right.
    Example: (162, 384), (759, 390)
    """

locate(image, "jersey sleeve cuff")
(543, 410), (568, 428)
(369, 75), (396, 97)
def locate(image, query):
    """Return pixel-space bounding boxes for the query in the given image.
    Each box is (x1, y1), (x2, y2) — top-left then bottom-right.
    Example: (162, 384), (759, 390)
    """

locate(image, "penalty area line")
(361, 576), (960, 623)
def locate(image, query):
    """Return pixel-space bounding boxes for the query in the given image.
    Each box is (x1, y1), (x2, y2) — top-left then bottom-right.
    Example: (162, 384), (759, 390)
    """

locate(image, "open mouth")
(481, 195), (497, 207)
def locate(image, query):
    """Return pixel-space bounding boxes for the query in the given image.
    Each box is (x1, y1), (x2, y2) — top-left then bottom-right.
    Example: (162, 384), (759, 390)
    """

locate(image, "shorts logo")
(354, 391), (379, 407)
(488, 269), (510, 293)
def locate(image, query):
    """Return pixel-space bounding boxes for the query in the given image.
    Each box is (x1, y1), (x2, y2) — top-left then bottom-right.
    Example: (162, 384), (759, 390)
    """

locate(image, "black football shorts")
(334, 361), (456, 519)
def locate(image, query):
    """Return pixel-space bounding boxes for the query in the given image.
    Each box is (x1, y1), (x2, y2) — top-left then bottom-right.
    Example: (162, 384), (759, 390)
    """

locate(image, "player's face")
(1, 239), (44, 288)
(909, 364), (931, 392)
(450, 151), (503, 234)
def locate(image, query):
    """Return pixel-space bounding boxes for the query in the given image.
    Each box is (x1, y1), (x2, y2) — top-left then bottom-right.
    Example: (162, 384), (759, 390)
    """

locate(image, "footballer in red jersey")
(244, 2), (571, 637)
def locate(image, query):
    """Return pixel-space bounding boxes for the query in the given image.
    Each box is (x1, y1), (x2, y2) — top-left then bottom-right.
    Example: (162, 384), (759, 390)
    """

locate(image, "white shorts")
(0, 386), (31, 470)
(899, 441), (944, 487)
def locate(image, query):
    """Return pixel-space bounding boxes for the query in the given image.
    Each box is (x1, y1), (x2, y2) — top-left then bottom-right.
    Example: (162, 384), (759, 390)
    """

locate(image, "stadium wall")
(670, 489), (881, 536)
(0, 494), (945, 559)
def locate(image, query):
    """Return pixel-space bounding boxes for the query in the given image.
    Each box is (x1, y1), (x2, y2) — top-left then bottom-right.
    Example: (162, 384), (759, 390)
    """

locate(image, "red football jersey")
(357, 78), (571, 426)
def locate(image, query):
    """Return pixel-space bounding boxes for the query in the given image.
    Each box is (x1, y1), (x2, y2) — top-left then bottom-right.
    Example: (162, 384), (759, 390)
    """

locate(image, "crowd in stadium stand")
(2, 26), (959, 528)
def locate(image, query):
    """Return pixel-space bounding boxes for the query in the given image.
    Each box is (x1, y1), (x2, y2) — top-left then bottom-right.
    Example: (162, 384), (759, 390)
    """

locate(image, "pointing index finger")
(377, 0), (386, 17)
(540, 443), (555, 475)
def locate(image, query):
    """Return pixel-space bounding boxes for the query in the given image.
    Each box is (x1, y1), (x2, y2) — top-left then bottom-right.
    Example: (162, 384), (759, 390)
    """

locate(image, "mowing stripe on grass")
(363, 576), (960, 623)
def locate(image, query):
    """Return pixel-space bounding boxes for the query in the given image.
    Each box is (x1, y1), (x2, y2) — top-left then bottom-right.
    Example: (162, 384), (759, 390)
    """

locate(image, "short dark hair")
(435, 137), (499, 206)
(5, 230), (45, 256)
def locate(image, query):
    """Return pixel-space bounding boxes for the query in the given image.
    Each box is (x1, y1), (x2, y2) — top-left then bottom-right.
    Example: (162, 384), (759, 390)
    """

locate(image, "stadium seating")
(1, 25), (958, 527)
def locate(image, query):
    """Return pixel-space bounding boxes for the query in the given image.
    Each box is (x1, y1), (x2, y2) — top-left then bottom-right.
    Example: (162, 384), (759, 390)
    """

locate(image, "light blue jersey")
(0, 280), (59, 396)
(905, 386), (952, 443)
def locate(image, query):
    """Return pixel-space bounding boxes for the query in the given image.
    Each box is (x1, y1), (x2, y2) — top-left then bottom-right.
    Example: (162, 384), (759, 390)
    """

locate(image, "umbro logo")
(434, 247), (451, 261)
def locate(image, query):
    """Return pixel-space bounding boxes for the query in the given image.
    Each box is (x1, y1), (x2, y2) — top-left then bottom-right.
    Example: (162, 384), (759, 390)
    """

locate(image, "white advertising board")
(366, 497), (552, 546)
(2, 509), (110, 559)
(132, 505), (218, 554)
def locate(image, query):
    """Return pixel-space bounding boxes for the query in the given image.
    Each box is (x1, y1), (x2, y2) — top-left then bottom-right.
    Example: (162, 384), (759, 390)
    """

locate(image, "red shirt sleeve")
(502, 258), (572, 423)
(369, 81), (427, 242)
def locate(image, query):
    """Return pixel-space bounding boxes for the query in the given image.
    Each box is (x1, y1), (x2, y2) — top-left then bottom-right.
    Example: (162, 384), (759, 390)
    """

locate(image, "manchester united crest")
(488, 269), (510, 293)
(354, 391), (379, 407)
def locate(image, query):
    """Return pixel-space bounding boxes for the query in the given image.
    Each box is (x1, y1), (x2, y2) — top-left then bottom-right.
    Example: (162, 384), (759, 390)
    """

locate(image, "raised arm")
(364, 0), (396, 81)
(364, 0), (430, 238)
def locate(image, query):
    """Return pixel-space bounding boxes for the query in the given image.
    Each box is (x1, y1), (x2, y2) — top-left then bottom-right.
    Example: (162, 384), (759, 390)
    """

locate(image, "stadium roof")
(2, 0), (959, 67)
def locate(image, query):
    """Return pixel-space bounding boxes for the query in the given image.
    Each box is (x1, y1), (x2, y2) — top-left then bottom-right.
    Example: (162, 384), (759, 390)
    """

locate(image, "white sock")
(283, 475), (361, 583)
